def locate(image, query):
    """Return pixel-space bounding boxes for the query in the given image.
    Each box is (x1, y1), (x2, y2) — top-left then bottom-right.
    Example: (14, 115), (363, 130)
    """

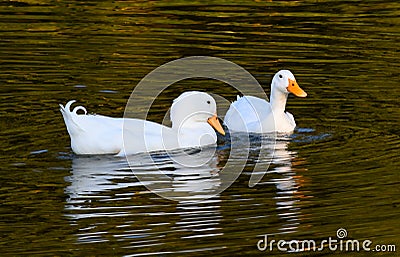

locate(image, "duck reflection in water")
(65, 147), (223, 206)
(226, 132), (308, 236)
(64, 147), (224, 244)
(64, 133), (308, 245)
(270, 137), (308, 235)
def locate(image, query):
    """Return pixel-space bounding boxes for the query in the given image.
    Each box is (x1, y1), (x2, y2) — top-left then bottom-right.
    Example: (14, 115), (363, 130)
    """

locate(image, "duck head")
(170, 91), (225, 135)
(272, 70), (307, 97)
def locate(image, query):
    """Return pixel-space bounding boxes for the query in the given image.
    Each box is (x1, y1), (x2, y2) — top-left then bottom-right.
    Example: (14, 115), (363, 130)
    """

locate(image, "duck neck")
(270, 89), (288, 114)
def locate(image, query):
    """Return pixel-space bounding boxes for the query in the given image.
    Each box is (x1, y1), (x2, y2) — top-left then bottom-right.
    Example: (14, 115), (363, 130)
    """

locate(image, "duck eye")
(207, 100), (211, 104)
(279, 74), (283, 79)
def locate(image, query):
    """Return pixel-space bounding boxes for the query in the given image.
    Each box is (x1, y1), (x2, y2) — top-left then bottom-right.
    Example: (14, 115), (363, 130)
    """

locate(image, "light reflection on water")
(63, 134), (309, 252)
(65, 148), (224, 246)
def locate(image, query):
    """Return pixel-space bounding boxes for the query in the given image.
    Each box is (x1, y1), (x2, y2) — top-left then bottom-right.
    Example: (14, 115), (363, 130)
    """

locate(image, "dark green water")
(1, 0), (399, 256)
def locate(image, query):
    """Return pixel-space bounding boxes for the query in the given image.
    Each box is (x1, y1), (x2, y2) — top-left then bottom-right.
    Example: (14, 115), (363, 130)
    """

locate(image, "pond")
(1, 0), (399, 256)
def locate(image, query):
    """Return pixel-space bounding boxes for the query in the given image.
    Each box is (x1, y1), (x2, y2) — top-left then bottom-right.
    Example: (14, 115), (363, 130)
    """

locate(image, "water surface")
(1, 0), (399, 256)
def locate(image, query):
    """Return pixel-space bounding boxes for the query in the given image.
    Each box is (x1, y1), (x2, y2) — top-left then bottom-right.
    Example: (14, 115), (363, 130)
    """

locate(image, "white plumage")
(60, 91), (225, 156)
(224, 70), (307, 133)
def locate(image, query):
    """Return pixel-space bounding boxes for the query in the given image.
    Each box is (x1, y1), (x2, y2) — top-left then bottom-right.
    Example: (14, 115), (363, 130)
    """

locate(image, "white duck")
(224, 70), (307, 133)
(60, 91), (225, 156)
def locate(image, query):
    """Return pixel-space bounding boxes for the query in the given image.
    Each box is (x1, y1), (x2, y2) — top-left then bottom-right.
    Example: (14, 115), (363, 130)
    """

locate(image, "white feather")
(60, 91), (222, 155)
(224, 70), (306, 133)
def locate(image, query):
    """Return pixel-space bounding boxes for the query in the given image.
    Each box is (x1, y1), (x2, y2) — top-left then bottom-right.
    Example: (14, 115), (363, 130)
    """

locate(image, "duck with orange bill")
(60, 91), (225, 156)
(224, 70), (307, 133)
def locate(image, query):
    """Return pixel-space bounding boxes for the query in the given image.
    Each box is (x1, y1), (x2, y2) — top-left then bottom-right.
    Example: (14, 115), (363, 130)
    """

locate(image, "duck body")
(60, 91), (225, 156)
(224, 95), (296, 133)
(224, 70), (307, 134)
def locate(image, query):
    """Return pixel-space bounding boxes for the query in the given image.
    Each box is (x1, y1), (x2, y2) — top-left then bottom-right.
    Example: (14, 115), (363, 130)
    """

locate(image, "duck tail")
(59, 100), (87, 134)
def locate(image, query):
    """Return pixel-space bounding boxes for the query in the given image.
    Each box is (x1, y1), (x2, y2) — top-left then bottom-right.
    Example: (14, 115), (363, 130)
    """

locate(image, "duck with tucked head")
(224, 70), (307, 133)
(60, 91), (225, 156)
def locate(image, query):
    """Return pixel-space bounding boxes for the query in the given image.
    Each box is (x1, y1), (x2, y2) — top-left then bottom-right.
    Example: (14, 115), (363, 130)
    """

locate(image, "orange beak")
(207, 114), (226, 136)
(287, 78), (307, 97)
